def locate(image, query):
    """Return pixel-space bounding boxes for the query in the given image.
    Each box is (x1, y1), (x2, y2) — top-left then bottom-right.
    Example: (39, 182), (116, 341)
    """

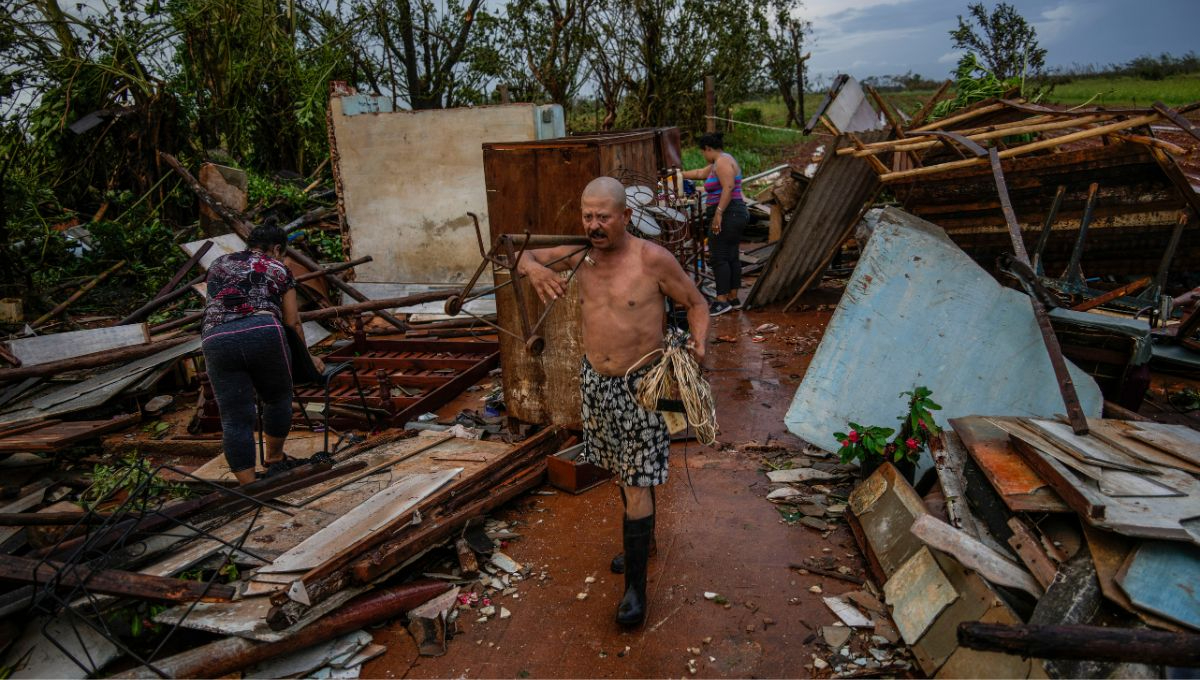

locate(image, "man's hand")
(525, 262), (567, 304)
(310, 354), (325, 374)
(687, 338), (706, 364)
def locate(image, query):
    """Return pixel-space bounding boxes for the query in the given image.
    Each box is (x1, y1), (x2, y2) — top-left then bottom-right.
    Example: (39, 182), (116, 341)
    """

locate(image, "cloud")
(1035, 1), (1084, 43)
(938, 50), (962, 64)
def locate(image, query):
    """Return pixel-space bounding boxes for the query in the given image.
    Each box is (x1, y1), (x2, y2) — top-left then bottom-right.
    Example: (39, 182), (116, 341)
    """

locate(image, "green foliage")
(247, 171), (307, 213)
(949, 2), (1046, 81)
(834, 387), (942, 465)
(304, 228), (345, 261)
(931, 53), (1024, 119)
(82, 452), (192, 511)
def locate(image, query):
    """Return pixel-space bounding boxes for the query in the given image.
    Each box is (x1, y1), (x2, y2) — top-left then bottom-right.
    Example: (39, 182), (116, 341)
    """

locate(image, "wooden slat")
(1086, 419), (1200, 474)
(910, 514), (1043, 597)
(0, 414), (139, 452)
(256, 468), (461, 578)
(1126, 423), (1200, 466)
(950, 417), (1069, 513)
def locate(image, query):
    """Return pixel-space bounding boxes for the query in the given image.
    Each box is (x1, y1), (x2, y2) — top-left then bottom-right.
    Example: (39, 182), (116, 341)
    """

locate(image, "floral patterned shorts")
(580, 356), (670, 487)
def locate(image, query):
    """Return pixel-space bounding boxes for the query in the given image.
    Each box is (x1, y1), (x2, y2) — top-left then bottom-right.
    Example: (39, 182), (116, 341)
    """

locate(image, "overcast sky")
(804, 0), (1200, 83)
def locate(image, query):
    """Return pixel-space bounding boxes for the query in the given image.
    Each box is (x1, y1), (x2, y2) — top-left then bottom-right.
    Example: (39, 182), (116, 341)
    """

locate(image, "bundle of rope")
(627, 328), (718, 446)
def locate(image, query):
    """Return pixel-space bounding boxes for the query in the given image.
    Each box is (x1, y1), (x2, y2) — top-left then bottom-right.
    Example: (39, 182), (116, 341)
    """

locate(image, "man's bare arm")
(650, 244), (709, 362)
(515, 245), (585, 304)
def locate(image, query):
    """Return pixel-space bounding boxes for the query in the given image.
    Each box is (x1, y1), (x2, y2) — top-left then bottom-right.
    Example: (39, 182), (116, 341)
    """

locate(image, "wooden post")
(958, 622), (1200, 667)
(705, 76), (716, 133)
(499, 84), (511, 104)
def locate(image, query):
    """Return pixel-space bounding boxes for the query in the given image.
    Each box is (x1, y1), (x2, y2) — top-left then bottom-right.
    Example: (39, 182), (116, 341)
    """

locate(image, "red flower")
(847, 430), (859, 443)
(905, 437), (919, 450)
(918, 418), (927, 430)
(841, 439), (851, 448)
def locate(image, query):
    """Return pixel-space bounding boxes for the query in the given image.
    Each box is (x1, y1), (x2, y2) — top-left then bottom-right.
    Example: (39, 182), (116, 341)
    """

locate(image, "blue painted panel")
(340, 94), (394, 116)
(1117, 540), (1200, 631)
(785, 208), (1103, 454)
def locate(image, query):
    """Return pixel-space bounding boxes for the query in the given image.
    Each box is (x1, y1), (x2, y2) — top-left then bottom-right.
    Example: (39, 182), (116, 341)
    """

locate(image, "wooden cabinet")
(482, 129), (680, 428)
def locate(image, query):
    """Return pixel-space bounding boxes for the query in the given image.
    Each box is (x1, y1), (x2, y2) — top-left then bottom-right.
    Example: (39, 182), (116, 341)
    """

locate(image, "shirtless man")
(517, 176), (709, 626)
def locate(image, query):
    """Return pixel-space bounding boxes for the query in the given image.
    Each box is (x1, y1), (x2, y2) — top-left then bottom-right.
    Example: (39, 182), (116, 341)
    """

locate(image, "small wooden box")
(546, 443), (612, 494)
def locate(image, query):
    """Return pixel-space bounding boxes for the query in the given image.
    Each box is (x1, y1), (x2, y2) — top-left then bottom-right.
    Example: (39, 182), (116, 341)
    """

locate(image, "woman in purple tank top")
(682, 132), (748, 316)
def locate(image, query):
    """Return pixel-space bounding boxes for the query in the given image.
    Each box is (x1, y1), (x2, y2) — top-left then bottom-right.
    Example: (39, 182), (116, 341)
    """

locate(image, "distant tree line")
(0, 0), (812, 298)
(1046, 52), (1200, 83)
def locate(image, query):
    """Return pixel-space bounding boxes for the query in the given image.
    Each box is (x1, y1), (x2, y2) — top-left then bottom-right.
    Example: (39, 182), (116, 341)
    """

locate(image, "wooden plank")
(1115, 540), (1200, 631)
(287, 434), (455, 505)
(1024, 419), (1151, 472)
(0, 479), (53, 546)
(1126, 423), (1200, 466)
(1006, 517), (1059, 589)
(883, 547), (959, 645)
(911, 514), (1042, 597)
(950, 417), (1069, 513)
(255, 468), (461, 576)
(1082, 525), (1186, 631)
(1086, 419), (1200, 474)
(1008, 427), (1200, 545)
(6, 325), (149, 366)
(988, 418), (1104, 480)
(0, 414), (139, 452)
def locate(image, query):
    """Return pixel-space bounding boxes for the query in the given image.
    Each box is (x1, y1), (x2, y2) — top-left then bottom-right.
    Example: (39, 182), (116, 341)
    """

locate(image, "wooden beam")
(0, 335), (194, 382)
(1070, 277), (1151, 312)
(882, 113), (1163, 183)
(0, 555), (235, 602)
(958, 622), (1200, 667)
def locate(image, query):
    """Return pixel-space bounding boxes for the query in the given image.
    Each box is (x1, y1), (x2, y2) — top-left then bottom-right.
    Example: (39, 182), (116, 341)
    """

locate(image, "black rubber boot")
(616, 514), (653, 627)
(611, 487), (655, 574)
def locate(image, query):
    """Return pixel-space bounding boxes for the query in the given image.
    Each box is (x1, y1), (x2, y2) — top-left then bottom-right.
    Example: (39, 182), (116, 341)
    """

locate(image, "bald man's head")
(581, 176), (631, 251)
(582, 176), (627, 211)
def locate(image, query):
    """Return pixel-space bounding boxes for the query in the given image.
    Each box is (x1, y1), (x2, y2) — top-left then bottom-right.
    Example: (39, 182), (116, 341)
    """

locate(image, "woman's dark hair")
(697, 132), (724, 150)
(247, 224), (287, 252)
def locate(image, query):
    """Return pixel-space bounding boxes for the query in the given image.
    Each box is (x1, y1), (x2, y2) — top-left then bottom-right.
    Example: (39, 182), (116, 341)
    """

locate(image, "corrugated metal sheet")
(784, 208), (1103, 454)
(745, 130), (888, 308)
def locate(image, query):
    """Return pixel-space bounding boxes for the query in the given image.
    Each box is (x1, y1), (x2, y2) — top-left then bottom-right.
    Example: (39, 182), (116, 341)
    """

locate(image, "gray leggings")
(706, 201), (748, 296)
(201, 314), (293, 473)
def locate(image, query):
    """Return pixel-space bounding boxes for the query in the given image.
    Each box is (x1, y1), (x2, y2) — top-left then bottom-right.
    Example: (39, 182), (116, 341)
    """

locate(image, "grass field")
(1042, 73), (1200, 108)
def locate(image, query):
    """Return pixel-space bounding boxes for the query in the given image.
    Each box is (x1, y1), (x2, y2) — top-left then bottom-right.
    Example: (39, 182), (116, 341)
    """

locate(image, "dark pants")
(201, 315), (293, 473)
(706, 201), (748, 296)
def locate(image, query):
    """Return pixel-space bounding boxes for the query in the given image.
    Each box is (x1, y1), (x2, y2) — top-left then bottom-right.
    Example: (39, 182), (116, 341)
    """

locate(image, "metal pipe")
(1062, 182), (1100, 287)
(1032, 185), (1066, 276)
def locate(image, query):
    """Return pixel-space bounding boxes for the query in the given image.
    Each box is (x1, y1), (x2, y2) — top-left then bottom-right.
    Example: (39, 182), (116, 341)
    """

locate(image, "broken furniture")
(196, 336), (499, 431)
(480, 129), (680, 429)
(443, 216), (591, 356)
